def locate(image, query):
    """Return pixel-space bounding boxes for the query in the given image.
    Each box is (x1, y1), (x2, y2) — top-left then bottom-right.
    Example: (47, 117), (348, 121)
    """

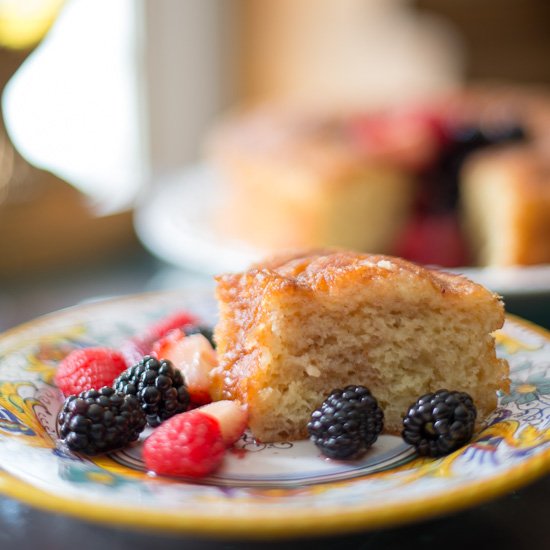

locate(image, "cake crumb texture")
(212, 250), (509, 442)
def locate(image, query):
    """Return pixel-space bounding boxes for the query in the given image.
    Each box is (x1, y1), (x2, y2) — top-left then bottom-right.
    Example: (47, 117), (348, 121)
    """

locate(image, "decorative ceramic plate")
(134, 165), (550, 295)
(0, 290), (549, 538)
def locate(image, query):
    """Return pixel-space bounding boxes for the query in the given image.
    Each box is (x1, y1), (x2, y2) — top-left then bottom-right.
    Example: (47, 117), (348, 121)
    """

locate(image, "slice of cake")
(211, 249), (509, 442)
(461, 145), (550, 266)
(208, 107), (415, 253)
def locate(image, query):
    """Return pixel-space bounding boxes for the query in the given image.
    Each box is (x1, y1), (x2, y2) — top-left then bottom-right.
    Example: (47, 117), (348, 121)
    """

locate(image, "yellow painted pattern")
(494, 330), (541, 354)
(0, 381), (53, 447)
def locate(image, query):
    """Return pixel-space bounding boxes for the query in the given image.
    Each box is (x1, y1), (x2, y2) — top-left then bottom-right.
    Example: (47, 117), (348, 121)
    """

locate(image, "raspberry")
(348, 109), (448, 172)
(144, 311), (199, 345)
(143, 410), (226, 477)
(307, 385), (384, 460)
(393, 213), (468, 268)
(122, 311), (200, 363)
(55, 348), (128, 396)
(57, 387), (146, 455)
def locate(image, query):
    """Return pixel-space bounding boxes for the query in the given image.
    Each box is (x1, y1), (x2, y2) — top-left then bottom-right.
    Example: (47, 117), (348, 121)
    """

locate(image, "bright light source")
(3, 0), (146, 212)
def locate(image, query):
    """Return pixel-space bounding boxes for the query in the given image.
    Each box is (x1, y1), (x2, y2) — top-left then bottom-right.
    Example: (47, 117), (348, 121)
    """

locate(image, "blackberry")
(185, 325), (216, 348)
(114, 356), (190, 427)
(307, 385), (384, 460)
(402, 389), (477, 457)
(57, 386), (146, 455)
(423, 122), (527, 213)
(455, 122), (526, 148)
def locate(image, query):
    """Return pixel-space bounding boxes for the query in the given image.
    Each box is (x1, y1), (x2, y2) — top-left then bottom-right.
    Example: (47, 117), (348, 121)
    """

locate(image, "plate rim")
(0, 452), (549, 539)
(0, 292), (549, 538)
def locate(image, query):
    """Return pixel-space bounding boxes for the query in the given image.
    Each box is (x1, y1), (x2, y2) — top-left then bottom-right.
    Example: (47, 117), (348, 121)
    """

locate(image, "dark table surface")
(0, 246), (549, 550)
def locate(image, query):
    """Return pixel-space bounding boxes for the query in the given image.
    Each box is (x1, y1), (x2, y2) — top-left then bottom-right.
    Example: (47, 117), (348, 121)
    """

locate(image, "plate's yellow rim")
(0, 444), (549, 539)
(0, 295), (549, 539)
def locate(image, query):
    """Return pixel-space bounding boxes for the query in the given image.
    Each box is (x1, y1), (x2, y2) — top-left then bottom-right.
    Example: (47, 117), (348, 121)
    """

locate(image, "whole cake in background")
(208, 84), (550, 268)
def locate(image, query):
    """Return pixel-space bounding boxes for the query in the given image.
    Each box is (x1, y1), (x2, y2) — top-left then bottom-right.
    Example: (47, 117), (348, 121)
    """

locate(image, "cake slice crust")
(212, 250), (509, 442)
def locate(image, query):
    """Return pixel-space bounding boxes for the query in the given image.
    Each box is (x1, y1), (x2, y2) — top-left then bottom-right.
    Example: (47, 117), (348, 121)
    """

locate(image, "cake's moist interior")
(254, 287), (502, 441)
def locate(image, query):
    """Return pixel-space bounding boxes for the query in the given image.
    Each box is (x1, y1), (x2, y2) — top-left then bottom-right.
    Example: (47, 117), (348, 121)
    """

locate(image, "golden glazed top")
(214, 250), (506, 364)
(219, 249), (502, 304)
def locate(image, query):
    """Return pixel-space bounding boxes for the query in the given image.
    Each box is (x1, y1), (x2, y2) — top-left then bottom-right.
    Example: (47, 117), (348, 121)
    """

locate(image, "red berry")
(55, 348), (128, 396)
(349, 108), (449, 172)
(124, 311), (200, 361)
(143, 410), (225, 478)
(394, 213), (469, 268)
(145, 311), (199, 343)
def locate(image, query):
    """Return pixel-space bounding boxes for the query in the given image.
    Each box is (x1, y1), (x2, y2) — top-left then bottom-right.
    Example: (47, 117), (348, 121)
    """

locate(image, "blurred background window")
(1, 0), (550, 277)
(4, 0), (550, 209)
(2, 0), (236, 208)
(143, 0), (236, 179)
(3, 0), (145, 213)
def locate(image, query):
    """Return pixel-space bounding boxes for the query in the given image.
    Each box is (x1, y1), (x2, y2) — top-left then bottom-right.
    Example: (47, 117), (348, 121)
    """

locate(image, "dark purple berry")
(307, 385), (384, 460)
(57, 387), (146, 455)
(113, 356), (190, 427)
(402, 389), (477, 457)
